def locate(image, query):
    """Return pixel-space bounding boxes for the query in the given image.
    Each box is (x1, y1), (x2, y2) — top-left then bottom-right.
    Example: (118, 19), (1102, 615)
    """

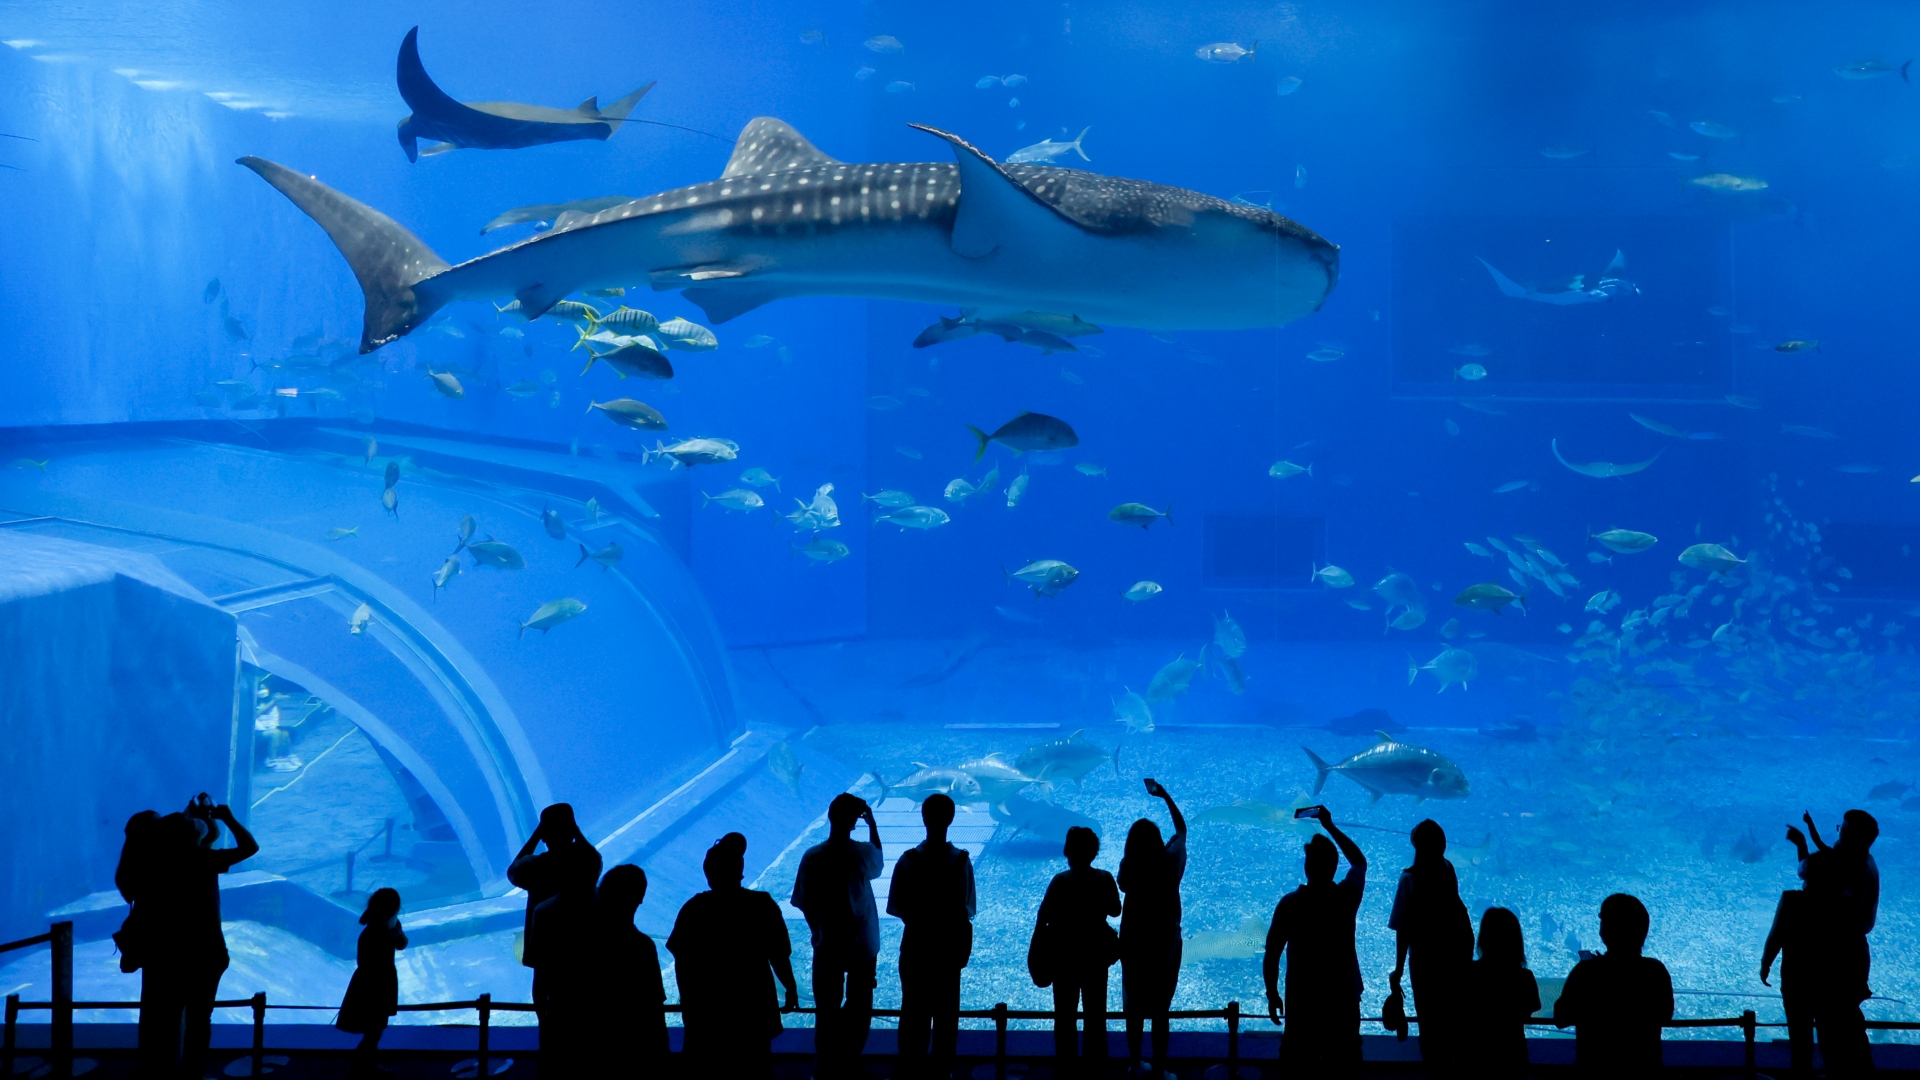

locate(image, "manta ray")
(396, 27), (653, 162)
(1552, 439), (1661, 479)
(238, 117), (1339, 353)
(1478, 250), (1638, 305)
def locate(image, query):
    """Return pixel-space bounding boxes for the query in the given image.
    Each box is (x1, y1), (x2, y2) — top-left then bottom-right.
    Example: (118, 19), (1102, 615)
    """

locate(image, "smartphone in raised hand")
(1294, 805), (1328, 820)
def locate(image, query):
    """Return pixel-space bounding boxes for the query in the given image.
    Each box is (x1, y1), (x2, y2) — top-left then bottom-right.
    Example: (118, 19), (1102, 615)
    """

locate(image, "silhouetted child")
(1761, 888), (1812, 1079)
(595, 864), (668, 1074)
(1553, 893), (1673, 1077)
(336, 888), (407, 1077)
(1465, 907), (1540, 1079)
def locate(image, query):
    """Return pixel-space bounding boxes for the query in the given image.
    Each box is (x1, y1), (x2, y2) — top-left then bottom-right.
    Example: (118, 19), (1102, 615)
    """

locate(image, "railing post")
(1743, 1009), (1757, 1080)
(1226, 1000), (1241, 1078)
(251, 992), (267, 1077)
(993, 1002), (1008, 1080)
(50, 921), (72, 1080)
(4, 993), (18, 1080)
(476, 993), (492, 1079)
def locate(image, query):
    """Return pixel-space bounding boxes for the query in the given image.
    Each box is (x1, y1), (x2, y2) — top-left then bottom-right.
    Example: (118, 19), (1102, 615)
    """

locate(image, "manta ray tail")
(236, 157), (452, 353)
(1302, 747), (1333, 796)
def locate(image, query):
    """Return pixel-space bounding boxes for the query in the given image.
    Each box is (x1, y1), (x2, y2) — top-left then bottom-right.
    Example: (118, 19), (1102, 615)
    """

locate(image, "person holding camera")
(138, 793), (258, 1080)
(792, 793), (886, 1080)
(1263, 806), (1367, 1079)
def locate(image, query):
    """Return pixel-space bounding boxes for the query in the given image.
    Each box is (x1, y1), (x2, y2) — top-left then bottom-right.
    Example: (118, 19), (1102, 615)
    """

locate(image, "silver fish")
(1304, 732), (1470, 802)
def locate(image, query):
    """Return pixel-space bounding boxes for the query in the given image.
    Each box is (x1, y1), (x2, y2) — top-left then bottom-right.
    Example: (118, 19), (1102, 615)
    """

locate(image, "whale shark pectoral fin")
(910, 123), (1083, 259)
(722, 117), (844, 179)
(514, 284), (568, 320)
(236, 156), (452, 353)
(682, 285), (784, 324)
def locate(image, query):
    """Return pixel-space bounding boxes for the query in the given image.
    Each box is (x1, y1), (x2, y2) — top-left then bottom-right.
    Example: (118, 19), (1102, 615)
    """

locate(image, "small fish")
(1275, 75), (1303, 95)
(1313, 564), (1355, 589)
(454, 514), (477, 551)
(654, 318), (718, 351)
(868, 395), (905, 411)
(1586, 590), (1622, 614)
(1440, 618), (1461, 639)
(326, 526), (358, 541)
(384, 460), (400, 489)
(786, 483), (841, 531)
(864, 490), (916, 509)
(886, 81), (915, 93)
(1306, 348), (1345, 362)
(704, 488), (766, 512)
(1406, 649), (1478, 693)
(854, 66), (876, 81)
(874, 505), (950, 530)
(1455, 583), (1526, 615)
(202, 278), (222, 304)
(1464, 542), (1493, 557)
(1679, 543), (1745, 574)
(1075, 463), (1107, 478)
(1690, 120), (1737, 138)
(1454, 363), (1488, 381)
(647, 437), (740, 468)
(1836, 464), (1881, 475)
(1691, 173), (1768, 193)
(742, 335), (776, 348)
(223, 314), (250, 341)
(1586, 551), (1613, 565)
(349, 603), (373, 635)
(432, 556), (460, 596)
(576, 541), (623, 570)
(426, 370), (464, 398)
(1108, 502), (1171, 530)
(587, 398), (669, 430)
(798, 29), (826, 45)
(1007, 558), (1079, 598)
(1590, 528), (1658, 553)
(1213, 611), (1247, 658)
(1005, 127), (1091, 165)
(11, 458), (48, 471)
(519, 598), (587, 637)
(381, 487), (398, 518)
(1269, 460), (1313, 479)
(542, 508), (566, 540)
(1123, 581), (1163, 602)
(1006, 472), (1030, 508)
(1835, 58), (1912, 81)
(1650, 110), (1676, 126)
(740, 468), (782, 491)
(968, 411), (1079, 460)
(1196, 41), (1258, 63)
(895, 445), (922, 459)
(1060, 369), (1083, 384)
(864, 34), (904, 52)
(468, 538), (526, 570)
(1147, 655), (1202, 702)
(1004, 74), (1027, 87)
(587, 306), (661, 336)
(794, 536), (851, 564)
(976, 76), (1003, 88)
(1492, 480), (1530, 494)
(1774, 340), (1821, 353)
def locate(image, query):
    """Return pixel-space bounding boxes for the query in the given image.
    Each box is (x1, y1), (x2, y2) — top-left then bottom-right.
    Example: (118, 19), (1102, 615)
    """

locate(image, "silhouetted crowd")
(112, 787), (1884, 1079)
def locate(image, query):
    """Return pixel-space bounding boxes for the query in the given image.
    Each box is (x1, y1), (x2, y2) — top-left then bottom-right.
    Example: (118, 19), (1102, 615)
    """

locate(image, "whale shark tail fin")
(237, 156), (453, 354)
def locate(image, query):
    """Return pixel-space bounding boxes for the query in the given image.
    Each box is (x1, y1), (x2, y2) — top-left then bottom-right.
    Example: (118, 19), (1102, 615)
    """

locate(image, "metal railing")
(6, 919), (1917, 1080)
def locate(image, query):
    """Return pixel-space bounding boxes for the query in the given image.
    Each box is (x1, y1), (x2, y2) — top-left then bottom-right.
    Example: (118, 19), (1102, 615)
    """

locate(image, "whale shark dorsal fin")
(911, 123), (1083, 259)
(722, 118), (843, 179)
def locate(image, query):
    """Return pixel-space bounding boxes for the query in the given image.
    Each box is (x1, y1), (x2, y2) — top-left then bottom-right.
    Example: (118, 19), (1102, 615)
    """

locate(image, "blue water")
(2, 0), (1919, 1045)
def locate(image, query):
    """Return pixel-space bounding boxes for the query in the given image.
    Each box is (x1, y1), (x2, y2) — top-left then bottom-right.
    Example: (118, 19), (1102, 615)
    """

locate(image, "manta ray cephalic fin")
(910, 122), (1085, 259)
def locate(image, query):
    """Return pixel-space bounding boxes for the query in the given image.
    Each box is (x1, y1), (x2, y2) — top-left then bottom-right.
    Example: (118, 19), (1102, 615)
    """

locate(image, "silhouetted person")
(593, 864), (667, 1075)
(1464, 907), (1539, 1079)
(1387, 819), (1473, 1079)
(1263, 807), (1367, 1080)
(1762, 887), (1813, 1079)
(1790, 808), (1881, 1077)
(1036, 824), (1121, 1075)
(507, 802), (603, 1076)
(1119, 778), (1188, 1076)
(792, 793), (884, 1079)
(668, 833), (799, 1078)
(138, 794), (258, 1080)
(114, 810), (161, 974)
(336, 888), (407, 1077)
(1553, 893), (1674, 1077)
(886, 793), (976, 1080)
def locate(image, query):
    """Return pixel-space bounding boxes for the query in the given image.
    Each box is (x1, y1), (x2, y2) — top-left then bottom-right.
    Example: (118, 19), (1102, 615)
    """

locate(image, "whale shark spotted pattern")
(239, 117), (1339, 353)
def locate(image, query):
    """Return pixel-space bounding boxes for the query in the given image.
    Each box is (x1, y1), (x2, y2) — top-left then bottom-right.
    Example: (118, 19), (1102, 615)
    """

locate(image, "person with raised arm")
(1263, 806), (1367, 1079)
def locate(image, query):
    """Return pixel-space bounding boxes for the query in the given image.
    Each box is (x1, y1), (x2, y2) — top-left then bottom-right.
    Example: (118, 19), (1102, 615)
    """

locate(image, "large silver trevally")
(1303, 733), (1470, 803)
(883, 764), (984, 804)
(238, 117), (1338, 355)
(957, 753), (1047, 803)
(1014, 729), (1116, 786)
(1212, 611), (1247, 659)
(1007, 559), (1079, 597)
(1146, 654), (1202, 701)
(1408, 647), (1477, 692)
(989, 796), (1100, 844)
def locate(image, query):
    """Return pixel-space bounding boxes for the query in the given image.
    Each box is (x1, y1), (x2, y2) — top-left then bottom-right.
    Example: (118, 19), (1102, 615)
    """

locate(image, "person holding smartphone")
(1263, 806), (1367, 1078)
(1119, 778), (1188, 1077)
(792, 793), (885, 1079)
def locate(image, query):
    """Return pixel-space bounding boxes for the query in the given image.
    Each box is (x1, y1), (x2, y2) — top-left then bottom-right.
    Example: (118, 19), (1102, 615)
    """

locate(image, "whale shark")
(239, 117), (1339, 354)
(396, 27), (653, 162)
